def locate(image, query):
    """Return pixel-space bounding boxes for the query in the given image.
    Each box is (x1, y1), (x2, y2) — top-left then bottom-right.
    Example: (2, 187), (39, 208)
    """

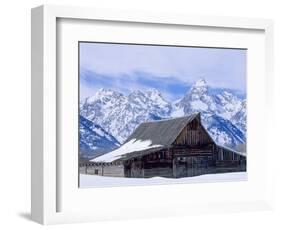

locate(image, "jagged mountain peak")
(177, 78), (214, 113)
(127, 88), (170, 109)
(145, 88), (170, 106)
(85, 88), (124, 104)
(95, 88), (124, 98)
(218, 90), (239, 102)
(193, 78), (207, 87)
(145, 88), (162, 96)
(129, 89), (145, 97)
(189, 78), (209, 96)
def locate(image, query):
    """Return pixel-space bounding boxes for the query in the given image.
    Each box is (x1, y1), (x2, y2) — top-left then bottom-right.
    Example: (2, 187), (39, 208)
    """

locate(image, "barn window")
(94, 169), (99, 175)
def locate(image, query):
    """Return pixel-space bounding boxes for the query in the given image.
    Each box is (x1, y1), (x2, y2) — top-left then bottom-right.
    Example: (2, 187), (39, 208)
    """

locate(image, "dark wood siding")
(173, 118), (213, 146)
(213, 146), (246, 173)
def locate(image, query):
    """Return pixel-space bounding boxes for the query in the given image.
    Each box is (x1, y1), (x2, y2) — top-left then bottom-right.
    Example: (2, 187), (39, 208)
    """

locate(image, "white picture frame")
(31, 5), (274, 225)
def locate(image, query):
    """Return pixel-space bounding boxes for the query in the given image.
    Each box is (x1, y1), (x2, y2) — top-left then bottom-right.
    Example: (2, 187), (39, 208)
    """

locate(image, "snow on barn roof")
(91, 139), (163, 163)
(91, 113), (200, 163)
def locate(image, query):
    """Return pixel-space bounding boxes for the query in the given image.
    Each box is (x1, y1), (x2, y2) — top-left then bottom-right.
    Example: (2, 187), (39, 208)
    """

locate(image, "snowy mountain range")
(80, 88), (172, 143)
(80, 79), (247, 158)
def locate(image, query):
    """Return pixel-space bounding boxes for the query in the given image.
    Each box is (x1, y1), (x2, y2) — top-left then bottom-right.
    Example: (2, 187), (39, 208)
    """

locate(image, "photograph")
(78, 42), (247, 187)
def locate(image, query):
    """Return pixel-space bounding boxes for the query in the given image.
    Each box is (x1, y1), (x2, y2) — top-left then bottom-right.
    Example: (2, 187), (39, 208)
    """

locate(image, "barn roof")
(125, 113), (200, 146)
(91, 113), (201, 163)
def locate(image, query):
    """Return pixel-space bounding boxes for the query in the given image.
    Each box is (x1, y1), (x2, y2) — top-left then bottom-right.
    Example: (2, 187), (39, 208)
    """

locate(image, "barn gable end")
(173, 114), (214, 146)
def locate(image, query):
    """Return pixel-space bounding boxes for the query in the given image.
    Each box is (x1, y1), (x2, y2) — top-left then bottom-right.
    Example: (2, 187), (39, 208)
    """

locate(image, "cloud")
(80, 69), (190, 101)
(79, 42), (247, 99)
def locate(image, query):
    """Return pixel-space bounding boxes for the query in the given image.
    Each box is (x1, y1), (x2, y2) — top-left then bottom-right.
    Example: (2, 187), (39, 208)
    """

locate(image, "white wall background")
(0, 0), (280, 229)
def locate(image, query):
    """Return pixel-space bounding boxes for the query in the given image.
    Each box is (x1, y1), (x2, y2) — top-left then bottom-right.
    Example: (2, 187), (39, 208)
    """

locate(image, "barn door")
(174, 156), (208, 178)
(174, 156), (199, 178)
(186, 156), (202, 177)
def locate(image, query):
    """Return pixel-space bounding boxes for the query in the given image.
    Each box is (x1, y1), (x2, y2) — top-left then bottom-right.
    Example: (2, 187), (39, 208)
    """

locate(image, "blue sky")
(79, 42), (246, 101)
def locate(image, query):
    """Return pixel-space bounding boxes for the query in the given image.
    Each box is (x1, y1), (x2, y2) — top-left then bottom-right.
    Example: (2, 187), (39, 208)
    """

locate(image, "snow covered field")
(80, 172), (247, 188)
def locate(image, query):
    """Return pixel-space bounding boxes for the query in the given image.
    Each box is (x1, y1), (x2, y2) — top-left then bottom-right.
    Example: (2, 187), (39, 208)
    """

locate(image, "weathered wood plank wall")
(173, 119), (213, 146)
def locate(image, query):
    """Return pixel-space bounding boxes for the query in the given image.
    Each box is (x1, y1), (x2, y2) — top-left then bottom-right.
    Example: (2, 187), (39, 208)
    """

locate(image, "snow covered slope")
(201, 113), (246, 147)
(79, 115), (120, 159)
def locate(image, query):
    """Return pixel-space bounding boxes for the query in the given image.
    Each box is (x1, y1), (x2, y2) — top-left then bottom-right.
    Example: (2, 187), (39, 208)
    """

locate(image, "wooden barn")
(80, 113), (246, 178)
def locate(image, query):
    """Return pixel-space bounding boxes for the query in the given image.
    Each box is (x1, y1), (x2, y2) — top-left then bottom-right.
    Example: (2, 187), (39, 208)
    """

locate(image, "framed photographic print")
(31, 5), (274, 225)
(78, 42), (247, 188)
